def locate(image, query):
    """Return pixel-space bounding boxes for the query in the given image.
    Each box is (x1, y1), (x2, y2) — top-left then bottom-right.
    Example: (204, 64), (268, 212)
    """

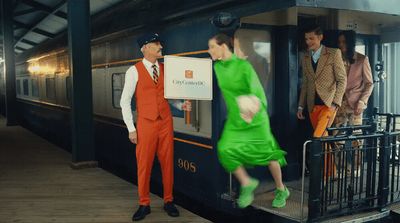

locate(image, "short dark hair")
(304, 25), (323, 35)
(210, 33), (233, 52)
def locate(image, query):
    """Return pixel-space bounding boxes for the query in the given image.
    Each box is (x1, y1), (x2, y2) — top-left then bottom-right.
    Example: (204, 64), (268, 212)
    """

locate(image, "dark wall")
(273, 25), (301, 180)
(17, 102), (72, 152)
(0, 95), (5, 116)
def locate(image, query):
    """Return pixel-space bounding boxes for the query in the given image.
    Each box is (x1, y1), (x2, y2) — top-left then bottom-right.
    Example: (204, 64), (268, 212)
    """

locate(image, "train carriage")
(2, 0), (400, 222)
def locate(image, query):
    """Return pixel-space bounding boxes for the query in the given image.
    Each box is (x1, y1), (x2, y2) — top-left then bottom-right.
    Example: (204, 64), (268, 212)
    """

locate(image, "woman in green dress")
(208, 33), (289, 208)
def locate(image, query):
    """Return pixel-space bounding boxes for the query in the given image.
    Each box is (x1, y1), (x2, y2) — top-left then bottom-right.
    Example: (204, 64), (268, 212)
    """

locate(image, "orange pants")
(136, 116), (174, 205)
(310, 105), (337, 178)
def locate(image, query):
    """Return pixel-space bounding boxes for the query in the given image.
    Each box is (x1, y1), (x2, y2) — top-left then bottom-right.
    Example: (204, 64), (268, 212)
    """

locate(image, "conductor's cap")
(137, 33), (161, 48)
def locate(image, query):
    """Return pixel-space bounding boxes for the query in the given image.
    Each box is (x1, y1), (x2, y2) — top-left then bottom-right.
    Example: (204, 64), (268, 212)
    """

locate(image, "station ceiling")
(1, 0), (126, 56)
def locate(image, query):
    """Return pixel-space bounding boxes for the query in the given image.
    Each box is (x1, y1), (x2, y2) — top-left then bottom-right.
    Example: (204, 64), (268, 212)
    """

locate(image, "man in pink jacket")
(334, 30), (374, 175)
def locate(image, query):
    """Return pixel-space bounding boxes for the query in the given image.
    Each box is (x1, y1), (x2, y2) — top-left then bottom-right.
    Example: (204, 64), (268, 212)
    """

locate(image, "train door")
(233, 27), (274, 116)
(295, 8), (400, 222)
(353, 34), (379, 117)
(379, 29), (400, 115)
(233, 26), (276, 185)
(216, 14), (279, 200)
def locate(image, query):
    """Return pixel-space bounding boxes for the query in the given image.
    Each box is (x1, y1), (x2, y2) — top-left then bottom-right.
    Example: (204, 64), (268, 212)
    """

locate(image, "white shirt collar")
(311, 45), (323, 63)
(142, 58), (159, 69)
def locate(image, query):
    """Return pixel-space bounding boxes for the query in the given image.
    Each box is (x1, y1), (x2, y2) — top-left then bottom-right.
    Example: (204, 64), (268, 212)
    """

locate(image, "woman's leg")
(233, 166), (251, 186)
(269, 161), (290, 208)
(233, 166), (259, 208)
(268, 161), (285, 190)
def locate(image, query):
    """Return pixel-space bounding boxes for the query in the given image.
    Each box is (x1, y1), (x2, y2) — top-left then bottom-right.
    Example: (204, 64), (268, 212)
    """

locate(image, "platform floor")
(252, 179), (308, 222)
(0, 117), (209, 223)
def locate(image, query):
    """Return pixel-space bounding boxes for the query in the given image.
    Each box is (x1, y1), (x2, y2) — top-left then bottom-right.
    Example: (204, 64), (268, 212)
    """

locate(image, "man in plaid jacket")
(297, 25), (347, 177)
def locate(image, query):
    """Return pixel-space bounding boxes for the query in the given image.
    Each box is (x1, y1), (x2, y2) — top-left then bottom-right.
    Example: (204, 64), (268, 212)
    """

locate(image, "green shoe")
(237, 178), (259, 208)
(272, 186), (290, 208)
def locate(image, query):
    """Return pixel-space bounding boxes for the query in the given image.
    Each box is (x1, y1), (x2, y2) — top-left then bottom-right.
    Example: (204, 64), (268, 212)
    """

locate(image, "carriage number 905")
(177, 158), (197, 173)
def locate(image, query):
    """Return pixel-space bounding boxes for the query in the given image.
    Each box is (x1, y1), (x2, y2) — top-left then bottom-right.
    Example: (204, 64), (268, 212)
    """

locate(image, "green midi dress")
(214, 54), (287, 172)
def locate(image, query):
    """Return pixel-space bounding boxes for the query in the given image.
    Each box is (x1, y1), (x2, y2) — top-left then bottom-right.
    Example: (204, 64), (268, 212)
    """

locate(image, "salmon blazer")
(345, 53), (374, 109)
(299, 46), (347, 112)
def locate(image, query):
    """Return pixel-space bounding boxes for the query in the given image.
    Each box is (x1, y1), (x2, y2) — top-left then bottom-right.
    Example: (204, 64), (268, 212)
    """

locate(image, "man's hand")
(129, 131), (137, 144)
(182, 100), (192, 112)
(297, 109), (305, 120)
(330, 103), (338, 111)
(354, 101), (365, 116)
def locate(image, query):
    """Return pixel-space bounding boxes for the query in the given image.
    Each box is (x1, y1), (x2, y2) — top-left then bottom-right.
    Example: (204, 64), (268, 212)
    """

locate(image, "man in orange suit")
(120, 33), (190, 221)
(297, 25), (347, 178)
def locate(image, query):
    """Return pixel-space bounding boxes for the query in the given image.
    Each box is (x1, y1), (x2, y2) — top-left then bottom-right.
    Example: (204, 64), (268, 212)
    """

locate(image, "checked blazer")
(299, 46), (347, 112)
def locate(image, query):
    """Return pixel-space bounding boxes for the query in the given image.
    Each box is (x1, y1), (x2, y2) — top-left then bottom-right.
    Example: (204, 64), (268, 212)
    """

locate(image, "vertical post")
(365, 135), (373, 204)
(369, 107), (379, 134)
(378, 132), (390, 210)
(377, 44), (386, 113)
(365, 107), (379, 205)
(345, 139), (354, 208)
(364, 38), (379, 118)
(1, 0), (18, 125)
(385, 114), (392, 132)
(0, 62), (4, 116)
(68, 0), (96, 168)
(308, 140), (322, 221)
(274, 25), (299, 180)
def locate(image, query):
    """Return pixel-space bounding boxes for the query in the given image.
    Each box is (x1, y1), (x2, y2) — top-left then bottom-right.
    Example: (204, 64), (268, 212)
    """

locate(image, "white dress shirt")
(311, 45), (323, 63)
(120, 58), (183, 132)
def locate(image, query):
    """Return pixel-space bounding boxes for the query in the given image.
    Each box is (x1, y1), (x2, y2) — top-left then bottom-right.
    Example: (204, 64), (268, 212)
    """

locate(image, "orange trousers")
(309, 105), (337, 178)
(136, 116), (174, 205)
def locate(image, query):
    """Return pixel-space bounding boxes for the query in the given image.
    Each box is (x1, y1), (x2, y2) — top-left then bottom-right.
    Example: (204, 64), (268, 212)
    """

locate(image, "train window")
(382, 42), (400, 114)
(356, 45), (365, 55)
(16, 79), (21, 95)
(23, 79), (29, 96)
(356, 39), (366, 55)
(66, 76), (72, 104)
(112, 73), (124, 109)
(31, 78), (39, 97)
(234, 29), (274, 114)
(354, 37), (367, 55)
(46, 77), (56, 100)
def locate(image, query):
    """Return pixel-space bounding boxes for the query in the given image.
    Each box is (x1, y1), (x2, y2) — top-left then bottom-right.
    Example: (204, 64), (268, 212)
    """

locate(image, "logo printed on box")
(185, 70), (193, 79)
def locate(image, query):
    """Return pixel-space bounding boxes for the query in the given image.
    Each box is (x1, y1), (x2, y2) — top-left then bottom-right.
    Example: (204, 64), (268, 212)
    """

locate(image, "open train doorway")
(233, 5), (400, 222)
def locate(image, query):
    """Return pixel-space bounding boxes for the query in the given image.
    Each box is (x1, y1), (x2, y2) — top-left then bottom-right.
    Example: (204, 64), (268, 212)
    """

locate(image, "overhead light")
(211, 12), (240, 34)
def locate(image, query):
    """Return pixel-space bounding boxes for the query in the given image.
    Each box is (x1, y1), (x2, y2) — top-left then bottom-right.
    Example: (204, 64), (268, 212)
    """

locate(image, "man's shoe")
(237, 178), (259, 208)
(132, 205), (151, 221)
(164, 202), (180, 217)
(272, 186), (290, 208)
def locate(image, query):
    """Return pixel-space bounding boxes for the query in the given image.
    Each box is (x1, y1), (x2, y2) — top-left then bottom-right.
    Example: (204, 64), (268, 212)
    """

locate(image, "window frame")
(31, 77), (39, 97)
(45, 77), (56, 100)
(16, 79), (21, 95)
(23, 78), (29, 96)
(111, 72), (125, 109)
(66, 76), (72, 105)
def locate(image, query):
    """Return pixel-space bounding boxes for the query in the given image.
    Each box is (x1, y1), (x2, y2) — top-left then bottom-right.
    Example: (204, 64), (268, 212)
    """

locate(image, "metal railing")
(306, 110), (400, 222)
(376, 112), (400, 204)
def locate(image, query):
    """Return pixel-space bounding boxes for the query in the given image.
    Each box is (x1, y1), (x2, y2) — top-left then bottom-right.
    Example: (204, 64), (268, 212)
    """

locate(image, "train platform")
(0, 117), (209, 223)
